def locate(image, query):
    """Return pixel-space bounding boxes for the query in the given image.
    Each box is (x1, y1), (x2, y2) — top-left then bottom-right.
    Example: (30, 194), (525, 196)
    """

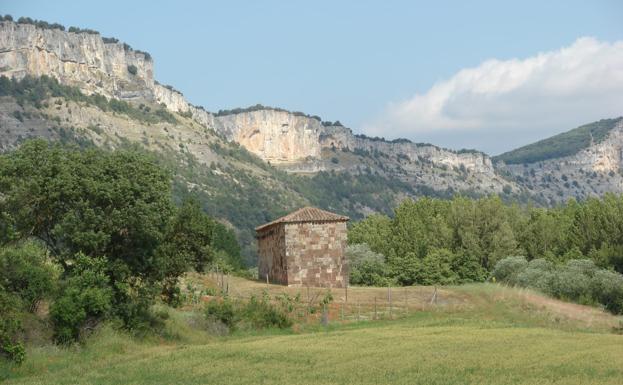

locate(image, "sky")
(3, 0), (623, 154)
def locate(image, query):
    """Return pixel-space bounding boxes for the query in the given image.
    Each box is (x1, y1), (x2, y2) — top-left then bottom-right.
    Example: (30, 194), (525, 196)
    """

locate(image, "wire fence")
(182, 271), (450, 326)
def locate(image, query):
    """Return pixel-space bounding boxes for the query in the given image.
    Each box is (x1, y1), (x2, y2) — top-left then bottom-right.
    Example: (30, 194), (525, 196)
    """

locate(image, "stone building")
(256, 207), (349, 288)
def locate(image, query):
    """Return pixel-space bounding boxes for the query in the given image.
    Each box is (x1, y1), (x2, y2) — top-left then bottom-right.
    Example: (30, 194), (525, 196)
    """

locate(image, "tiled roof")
(255, 207), (349, 231)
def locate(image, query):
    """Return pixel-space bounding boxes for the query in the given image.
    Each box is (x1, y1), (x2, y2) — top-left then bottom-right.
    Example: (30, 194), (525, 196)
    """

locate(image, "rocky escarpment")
(320, 125), (494, 174)
(0, 20), (215, 128)
(214, 110), (322, 163)
(497, 119), (623, 203)
(213, 109), (514, 194)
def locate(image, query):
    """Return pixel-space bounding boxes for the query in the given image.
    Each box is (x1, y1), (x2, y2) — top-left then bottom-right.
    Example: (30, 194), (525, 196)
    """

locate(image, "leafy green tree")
(0, 140), (180, 332)
(212, 222), (243, 268)
(348, 214), (393, 256)
(158, 198), (215, 305)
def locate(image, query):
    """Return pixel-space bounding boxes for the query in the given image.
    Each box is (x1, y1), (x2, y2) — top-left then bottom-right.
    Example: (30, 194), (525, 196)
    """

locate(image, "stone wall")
(284, 221), (348, 288)
(257, 224), (288, 285)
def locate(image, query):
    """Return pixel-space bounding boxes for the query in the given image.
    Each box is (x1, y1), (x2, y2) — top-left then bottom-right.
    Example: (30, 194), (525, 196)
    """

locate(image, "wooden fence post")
(374, 297), (377, 320)
(404, 287), (408, 315)
(430, 286), (437, 305)
(388, 285), (392, 319)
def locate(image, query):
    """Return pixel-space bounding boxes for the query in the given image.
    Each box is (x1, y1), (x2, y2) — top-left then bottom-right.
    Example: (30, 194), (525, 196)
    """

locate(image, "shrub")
(346, 244), (391, 286)
(0, 242), (57, 312)
(493, 256), (623, 314)
(205, 298), (238, 329)
(0, 289), (25, 364)
(491, 256), (528, 285)
(49, 255), (113, 344)
(204, 295), (291, 333)
(127, 64), (137, 75)
(589, 269), (623, 314)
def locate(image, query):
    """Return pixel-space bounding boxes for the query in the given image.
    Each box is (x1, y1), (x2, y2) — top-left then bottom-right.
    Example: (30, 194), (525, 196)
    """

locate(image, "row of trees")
(348, 195), (623, 287)
(0, 140), (241, 362)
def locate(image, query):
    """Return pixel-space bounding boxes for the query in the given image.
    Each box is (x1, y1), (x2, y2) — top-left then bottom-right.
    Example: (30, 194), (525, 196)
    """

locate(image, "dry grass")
(3, 276), (623, 385)
(185, 273), (621, 331)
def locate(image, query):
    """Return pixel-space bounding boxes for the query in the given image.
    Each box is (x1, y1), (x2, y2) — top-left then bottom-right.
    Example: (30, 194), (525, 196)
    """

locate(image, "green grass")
(3, 283), (623, 385)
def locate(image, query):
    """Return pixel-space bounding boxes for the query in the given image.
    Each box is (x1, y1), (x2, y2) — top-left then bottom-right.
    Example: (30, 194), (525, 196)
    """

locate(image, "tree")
(0, 140), (178, 331)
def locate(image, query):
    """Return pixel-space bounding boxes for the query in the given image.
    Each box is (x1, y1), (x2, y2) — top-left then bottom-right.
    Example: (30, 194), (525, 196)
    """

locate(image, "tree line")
(348, 195), (623, 289)
(0, 140), (242, 363)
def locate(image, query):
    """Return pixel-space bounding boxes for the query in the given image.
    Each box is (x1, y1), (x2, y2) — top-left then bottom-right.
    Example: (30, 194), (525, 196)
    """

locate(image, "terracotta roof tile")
(255, 207), (349, 231)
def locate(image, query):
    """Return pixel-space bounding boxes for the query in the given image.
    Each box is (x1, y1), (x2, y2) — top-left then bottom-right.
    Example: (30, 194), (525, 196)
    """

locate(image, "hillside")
(496, 118), (623, 204)
(2, 279), (623, 385)
(0, 17), (521, 261)
(494, 118), (623, 164)
(2, 16), (623, 257)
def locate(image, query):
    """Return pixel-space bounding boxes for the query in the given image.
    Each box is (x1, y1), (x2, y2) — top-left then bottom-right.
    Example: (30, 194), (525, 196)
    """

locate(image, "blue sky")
(4, 1), (623, 153)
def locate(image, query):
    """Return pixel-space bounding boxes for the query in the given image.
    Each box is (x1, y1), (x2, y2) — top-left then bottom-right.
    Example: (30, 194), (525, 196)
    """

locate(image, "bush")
(49, 255), (112, 344)
(346, 244), (391, 286)
(0, 242), (57, 312)
(493, 256), (623, 314)
(0, 289), (25, 364)
(516, 259), (554, 292)
(127, 65), (137, 75)
(204, 295), (291, 333)
(590, 270), (623, 314)
(205, 298), (238, 329)
(491, 256), (528, 285)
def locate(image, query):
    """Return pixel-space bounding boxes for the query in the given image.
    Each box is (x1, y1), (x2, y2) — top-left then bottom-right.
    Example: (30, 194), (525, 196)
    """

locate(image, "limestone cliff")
(320, 125), (494, 174)
(213, 109), (512, 194)
(214, 110), (322, 163)
(0, 20), (214, 127)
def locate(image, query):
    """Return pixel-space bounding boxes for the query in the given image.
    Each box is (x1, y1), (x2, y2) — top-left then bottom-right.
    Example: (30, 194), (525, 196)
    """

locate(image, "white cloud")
(365, 37), (623, 154)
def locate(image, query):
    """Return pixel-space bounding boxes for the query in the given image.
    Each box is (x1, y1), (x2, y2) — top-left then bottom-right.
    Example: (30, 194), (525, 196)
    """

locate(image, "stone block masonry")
(256, 207), (349, 288)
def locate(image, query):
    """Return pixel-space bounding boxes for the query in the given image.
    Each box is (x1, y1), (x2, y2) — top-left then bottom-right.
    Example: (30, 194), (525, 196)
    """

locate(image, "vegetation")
(2, 283), (622, 385)
(492, 256), (623, 313)
(0, 140), (242, 362)
(215, 103), (322, 121)
(0, 75), (177, 124)
(349, 194), (623, 313)
(205, 294), (292, 332)
(127, 64), (138, 75)
(494, 118), (623, 164)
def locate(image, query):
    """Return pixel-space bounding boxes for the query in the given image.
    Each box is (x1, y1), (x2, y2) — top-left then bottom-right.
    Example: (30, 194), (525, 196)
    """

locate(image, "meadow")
(2, 280), (623, 385)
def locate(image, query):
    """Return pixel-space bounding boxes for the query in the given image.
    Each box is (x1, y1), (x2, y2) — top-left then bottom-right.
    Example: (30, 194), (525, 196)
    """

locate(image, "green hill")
(494, 117), (623, 165)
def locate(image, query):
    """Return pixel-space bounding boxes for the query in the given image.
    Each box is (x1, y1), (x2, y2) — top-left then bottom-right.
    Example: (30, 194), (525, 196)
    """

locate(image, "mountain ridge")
(1, 15), (623, 225)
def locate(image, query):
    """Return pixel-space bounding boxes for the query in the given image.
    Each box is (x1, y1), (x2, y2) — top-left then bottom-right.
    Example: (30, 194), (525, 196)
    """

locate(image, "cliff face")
(0, 21), (214, 126)
(212, 109), (512, 194)
(214, 110), (322, 163)
(320, 125), (494, 174)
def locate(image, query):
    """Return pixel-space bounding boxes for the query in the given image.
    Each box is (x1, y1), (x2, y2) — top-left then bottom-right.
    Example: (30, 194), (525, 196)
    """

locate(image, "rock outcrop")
(214, 110), (322, 163)
(0, 20), (215, 127)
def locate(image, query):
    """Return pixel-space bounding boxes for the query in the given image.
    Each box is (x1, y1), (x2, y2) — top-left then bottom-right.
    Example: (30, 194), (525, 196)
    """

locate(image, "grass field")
(2, 281), (623, 385)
